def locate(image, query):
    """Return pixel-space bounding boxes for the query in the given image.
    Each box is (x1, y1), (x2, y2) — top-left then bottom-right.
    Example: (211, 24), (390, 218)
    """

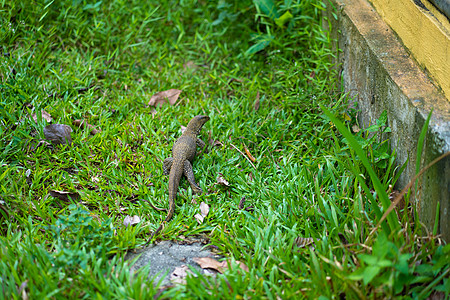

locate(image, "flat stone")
(125, 241), (221, 286)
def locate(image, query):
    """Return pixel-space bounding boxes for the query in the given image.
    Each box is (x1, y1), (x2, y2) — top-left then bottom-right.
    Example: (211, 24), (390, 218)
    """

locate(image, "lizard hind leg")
(163, 157), (173, 175)
(183, 160), (203, 194)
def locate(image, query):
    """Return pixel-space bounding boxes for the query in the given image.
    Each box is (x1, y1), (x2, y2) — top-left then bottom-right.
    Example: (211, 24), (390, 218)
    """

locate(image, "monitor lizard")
(146, 115), (209, 245)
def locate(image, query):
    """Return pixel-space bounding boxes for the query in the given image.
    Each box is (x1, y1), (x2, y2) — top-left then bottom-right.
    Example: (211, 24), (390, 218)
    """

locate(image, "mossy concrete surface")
(324, 0), (450, 241)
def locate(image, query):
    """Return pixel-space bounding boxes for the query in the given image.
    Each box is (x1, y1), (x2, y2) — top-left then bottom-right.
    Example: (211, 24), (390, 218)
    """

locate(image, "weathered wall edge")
(323, 0), (450, 241)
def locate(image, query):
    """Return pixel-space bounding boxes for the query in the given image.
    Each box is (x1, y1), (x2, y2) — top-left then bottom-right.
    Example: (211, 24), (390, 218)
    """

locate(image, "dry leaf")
(254, 91), (260, 111)
(247, 172), (254, 183)
(294, 237), (317, 248)
(148, 89), (182, 107)
(216, 175), (230, 187)
(73, 119), (101, 135)
(238, 196), (246, 210)
(213, 140), (223, 147)
(236, 261), (249, 272)
(170, 265), (191, 284)
(244, 147), (256, 162)
(352, 124), (361, 133)
(44, 124), (72, 145)
(49, 190), (80, 201)
(18, 280), (28, 300)
(200, 202), (209, 217)
(194, 257), (227, 273)
(32, 109), (52, 123)
(123, 215), (141, 227)
(194, 213), (204, 224)
(194, 257), (249, 274)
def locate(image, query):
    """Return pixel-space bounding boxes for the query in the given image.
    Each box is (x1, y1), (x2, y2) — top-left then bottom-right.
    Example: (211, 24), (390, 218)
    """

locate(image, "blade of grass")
(321, 105), (399, 235)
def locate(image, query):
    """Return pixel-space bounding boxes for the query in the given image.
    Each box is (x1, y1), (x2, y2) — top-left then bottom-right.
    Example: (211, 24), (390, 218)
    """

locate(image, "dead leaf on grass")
(170, 265), (191, 284)
(123, 215), (141, 227)
(31, 109), (52, 123)
(352, 124), (361, 133)
(195, 202), (210, 224)
(49, 190), (80, 201)
(193, 257), (226, 273)
(18, 280), (28, 300)
(193, 257), (249, 274)
(238, 196), (254, 212)
(148, 89), (182, 107)
(238, 196), (246, 210)
(294, 237), (318, 249)
(216, 175), (230, 187)
(254, 91), (260, 111)
(200, 201), (209, 217)
(73, 119), (101, 135)
(194, 213), (204, 224)
(244, 146), (256, 162)
(44, 124), (72, 145)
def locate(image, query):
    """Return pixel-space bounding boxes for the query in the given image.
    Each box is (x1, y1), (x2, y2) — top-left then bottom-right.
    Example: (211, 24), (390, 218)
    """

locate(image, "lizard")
(146, 115), (210, 245)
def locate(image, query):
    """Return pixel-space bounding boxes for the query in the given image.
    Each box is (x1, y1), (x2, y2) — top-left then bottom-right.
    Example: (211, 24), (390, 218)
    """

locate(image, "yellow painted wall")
(369, 0), (450, 101)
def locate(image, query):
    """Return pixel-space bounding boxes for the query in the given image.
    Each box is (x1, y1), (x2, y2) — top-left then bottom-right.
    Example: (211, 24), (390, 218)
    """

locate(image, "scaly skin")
(146, 115), (209, 244)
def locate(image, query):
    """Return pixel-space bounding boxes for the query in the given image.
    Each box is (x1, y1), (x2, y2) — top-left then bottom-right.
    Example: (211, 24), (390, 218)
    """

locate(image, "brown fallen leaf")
(254, 91), (260, 111)
(238, 196), (246, 210)
(49, 190), (80, 201)
(44, 124), (72, 145)
(216, 175), (230, 187)
(200, 201), (209, 217)
(247, 172), (254, 183)
(148, 89), (182, 107)
(238, 196), (254, 212)
(123, 215), (141, 227)
(170, 265), (191, 284)
(73, 119), (101, 135)
(294, 237), (318, 249)
(195, 202), (210, 224)
(352, 124), (361, 133)
(244, 146), (256, 162)
(194, 213), (204, 224)
(213, 140), (223, 147)
(18, 280), (28, 300)
(32, 109), (52, 123)
(193, 257), (249, 274)
(193, 257), (227, 273)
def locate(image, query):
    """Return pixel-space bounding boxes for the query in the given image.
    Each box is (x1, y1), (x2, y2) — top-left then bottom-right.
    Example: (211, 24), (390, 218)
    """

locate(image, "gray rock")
(125, 241), (221, 286)
(43, 124), (72, 145)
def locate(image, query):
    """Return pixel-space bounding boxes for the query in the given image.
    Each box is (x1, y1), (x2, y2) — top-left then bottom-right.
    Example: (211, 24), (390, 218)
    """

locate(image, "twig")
(230, 143), (256, 169)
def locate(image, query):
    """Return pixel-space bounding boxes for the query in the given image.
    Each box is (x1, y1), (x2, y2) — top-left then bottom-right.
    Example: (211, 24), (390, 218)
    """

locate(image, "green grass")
(1, 0), (448, 299)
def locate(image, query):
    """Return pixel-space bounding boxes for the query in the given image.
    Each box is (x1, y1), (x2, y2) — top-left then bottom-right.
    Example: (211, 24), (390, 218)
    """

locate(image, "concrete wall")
(324, 0), (450, 241)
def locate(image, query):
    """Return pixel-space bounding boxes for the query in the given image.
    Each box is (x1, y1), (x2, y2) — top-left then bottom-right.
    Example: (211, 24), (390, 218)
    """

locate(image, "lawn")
(1, 0), (448, 298)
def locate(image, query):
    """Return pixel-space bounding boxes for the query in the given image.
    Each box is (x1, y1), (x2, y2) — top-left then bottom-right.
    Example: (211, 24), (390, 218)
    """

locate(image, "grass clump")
(1, 0), (448, 298)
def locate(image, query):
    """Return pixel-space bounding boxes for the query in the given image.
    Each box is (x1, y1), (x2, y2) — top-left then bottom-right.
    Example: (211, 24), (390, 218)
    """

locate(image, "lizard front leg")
(183, 160), (203, 194)
(196, 138), (206, 154)
(163, 157), (173, 175)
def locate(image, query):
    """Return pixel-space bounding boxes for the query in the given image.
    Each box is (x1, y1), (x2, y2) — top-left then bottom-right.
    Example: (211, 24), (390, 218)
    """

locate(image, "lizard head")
(186, 115), (210, 135)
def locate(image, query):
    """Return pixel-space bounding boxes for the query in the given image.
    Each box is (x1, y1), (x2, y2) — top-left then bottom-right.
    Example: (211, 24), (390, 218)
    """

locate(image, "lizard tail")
(145, 161), (182, 245)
